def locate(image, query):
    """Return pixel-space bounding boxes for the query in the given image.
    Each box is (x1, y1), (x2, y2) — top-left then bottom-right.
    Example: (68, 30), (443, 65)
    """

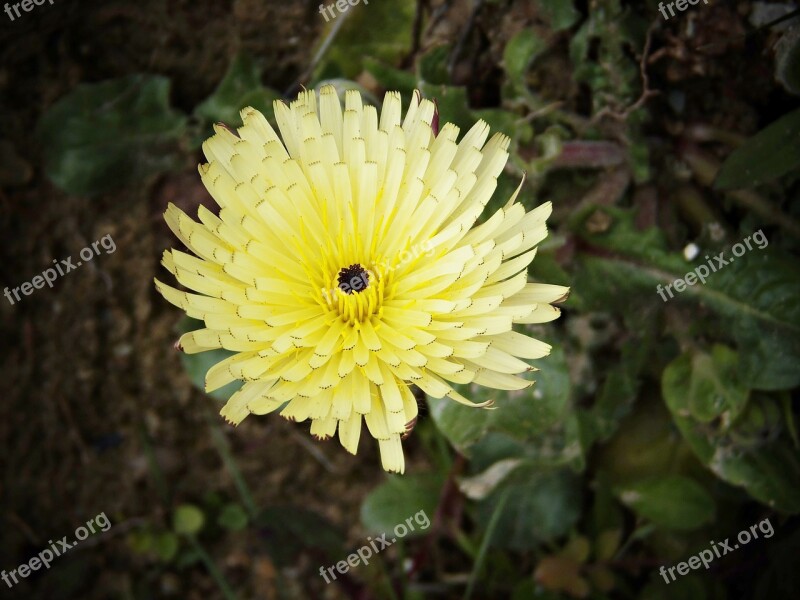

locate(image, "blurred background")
(1, 0), (800, 598)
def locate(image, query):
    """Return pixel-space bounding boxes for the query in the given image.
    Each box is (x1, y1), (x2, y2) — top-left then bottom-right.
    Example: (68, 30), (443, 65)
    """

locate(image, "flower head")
(156, 86), (567, 473)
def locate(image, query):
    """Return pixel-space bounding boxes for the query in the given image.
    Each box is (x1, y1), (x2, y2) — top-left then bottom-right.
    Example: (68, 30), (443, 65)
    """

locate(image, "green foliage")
(569, 0), (648, 115)
(194, 53), (280, 134)
(477, 465), (582, 549)
(37, 74), (186, 196)
(503, 28), (547, 93)
(614, 475), (716, 531)
(663, 345), (749, 424)
(428, 346), (583, 470)
(217, 503), (249, 532)
(314, 0), (416, 80)
(715, 107), (800, 189)
(363, 57), (417, 97)
(573, 208), (800, 390)
(154, 532), (180, 561)
(538, 0), (581, 31)
(663, 355), (800, 512)
(360, 474), (442, 538)
(173, 504), (206, 535)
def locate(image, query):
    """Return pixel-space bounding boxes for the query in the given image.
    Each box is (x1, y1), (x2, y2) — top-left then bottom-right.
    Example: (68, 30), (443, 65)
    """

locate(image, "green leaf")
(715, 107), (800, 189)
(315, 0), (416, 80)
(583, 335), (650, 444)
(217, 503), (249, 532)
(360, 474), (441, 538)
(173, 504), (205, 535)
(418, 83), (474, 132)
(178, 317), (242, 401)
(417, 45), (452, 86)
(614, 475), (715, 531)
(194, 53), (280, 130)
(428, 346), (574, 462)
(704, 249), (800, 390)
(503, 28), (547, 90)
(575, 209), (800, 390)
(128, 529), (155, 554)
(154, 531), (179, 562)
(538, 0), (581, 31)
(707, 443), (800, 513)
(478, 466), (582, 549)
(471, 108), (529, 140)
(363, 57), (417, 96)
(594, 530), (622, 562)
(37, 75), (187, 196)
(662, 346), (749, 424)
(663, 358), (800, 513)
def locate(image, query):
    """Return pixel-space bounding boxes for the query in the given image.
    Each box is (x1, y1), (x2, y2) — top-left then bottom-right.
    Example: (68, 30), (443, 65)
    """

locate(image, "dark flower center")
(337, 264), (370, 295)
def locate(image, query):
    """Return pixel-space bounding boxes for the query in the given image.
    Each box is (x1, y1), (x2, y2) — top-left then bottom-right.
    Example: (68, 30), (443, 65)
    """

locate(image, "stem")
(205, 409), (258, 519)
(463, 488), (509, 600)
(187, 535), (238, 600)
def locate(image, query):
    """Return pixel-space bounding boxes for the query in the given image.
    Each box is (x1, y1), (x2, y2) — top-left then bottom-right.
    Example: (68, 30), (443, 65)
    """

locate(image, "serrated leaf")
(663, 357), (800, 513)
(704, 250), (800, 390)
(715, 107), (800, 189)
(575, 209), (800, 390)
(615, 475), (715, 531)
(37, 75), (186, 196)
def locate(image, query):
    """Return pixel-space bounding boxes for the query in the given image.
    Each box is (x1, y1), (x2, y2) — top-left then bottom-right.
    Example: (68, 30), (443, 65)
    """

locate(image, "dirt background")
(1, 0), (798, 598)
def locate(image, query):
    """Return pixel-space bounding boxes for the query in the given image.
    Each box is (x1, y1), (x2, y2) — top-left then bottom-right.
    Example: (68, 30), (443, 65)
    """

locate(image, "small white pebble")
(684, 243), (700, 261)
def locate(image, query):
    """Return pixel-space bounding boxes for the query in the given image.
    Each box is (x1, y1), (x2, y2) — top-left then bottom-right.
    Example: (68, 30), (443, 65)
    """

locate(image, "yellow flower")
(156, 86), (568, 473)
